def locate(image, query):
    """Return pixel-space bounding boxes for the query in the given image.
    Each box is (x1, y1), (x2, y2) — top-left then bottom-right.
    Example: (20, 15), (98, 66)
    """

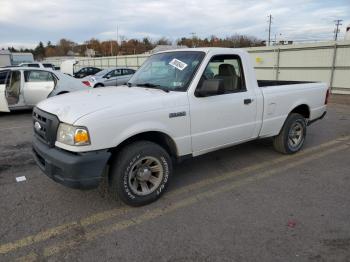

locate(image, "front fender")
(112, 120), (175, 148)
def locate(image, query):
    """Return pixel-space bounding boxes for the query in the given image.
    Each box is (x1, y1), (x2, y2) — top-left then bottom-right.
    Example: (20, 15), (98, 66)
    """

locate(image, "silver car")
(83, 67), (136, 88)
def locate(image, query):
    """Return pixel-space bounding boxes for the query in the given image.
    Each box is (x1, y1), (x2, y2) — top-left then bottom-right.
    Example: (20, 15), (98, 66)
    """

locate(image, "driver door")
(23, 70), (56, 106)
(104, 69), (122, 86)
(189, 54), (258, 155)
(118, 69), (134, 85)
(0, 70), (10, 112)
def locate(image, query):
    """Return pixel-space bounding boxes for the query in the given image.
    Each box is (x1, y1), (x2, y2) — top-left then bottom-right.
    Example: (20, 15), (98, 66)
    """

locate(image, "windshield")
(94, 69), (111, 76)
(128, 51), (205, 92)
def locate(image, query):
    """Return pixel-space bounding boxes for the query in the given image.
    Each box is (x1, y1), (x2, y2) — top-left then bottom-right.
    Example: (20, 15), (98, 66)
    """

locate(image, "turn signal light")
(74, 129), (90, 145)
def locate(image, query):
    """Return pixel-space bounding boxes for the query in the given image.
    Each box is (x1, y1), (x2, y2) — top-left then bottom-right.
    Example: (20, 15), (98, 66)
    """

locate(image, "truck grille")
(33, 107), (60, 147)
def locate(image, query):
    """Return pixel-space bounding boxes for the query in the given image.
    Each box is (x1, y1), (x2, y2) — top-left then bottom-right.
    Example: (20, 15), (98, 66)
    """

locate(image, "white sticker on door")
(169, 58), (188, 71)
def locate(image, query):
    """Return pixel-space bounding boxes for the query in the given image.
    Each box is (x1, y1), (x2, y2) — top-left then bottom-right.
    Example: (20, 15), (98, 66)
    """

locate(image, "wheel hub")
(288, 121), (304, 148)
(128, 156), (164, 196)
(136, 167), (152, 181)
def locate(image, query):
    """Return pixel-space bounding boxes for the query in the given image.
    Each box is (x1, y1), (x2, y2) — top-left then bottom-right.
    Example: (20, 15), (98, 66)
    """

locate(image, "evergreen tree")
(34, 41), (45, 60)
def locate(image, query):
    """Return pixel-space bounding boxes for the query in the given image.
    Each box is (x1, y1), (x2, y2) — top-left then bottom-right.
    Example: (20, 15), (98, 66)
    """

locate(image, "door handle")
(244, 98), (253, 105)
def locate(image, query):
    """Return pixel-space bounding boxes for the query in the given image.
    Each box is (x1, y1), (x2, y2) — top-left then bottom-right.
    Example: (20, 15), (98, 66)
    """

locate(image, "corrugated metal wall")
(75, 54), (149, 70)
(45, 41), (350, 94)
(45, 55), (149, 71)
(247, 41), (350, 94)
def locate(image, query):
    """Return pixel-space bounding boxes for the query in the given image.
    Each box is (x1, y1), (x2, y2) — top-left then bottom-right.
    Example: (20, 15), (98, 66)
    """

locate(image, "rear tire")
(110, 141), (172, 206)
(273, 113), (307, 154)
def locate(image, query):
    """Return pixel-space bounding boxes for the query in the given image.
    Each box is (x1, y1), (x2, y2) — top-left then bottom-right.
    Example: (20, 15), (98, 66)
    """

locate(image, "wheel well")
(94, 83), (104, 88)
(57, 91), (69, 95)
(290, 104), (310, 119)
(109, 131), (178, 160)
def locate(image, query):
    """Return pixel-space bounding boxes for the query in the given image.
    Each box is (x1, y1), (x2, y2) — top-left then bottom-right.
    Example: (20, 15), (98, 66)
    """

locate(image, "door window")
(105, 69), (121, 78)
(24, 70), (55, 83)
(0, 70), (9, 85)
(113, 69), (122, 77)
(27, 64), (40, 68)
(122, 69), (135, 75)
(196, 55), (246, 96)
(43, 63), (53, 68)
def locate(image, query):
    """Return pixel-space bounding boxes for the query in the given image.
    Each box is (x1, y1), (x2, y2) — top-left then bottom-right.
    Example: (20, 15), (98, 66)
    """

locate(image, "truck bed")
(258, 80), (314, 87)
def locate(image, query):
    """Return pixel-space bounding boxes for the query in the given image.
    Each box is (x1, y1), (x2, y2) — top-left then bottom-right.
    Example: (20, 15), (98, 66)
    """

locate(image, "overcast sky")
(0, 0), (349, 49)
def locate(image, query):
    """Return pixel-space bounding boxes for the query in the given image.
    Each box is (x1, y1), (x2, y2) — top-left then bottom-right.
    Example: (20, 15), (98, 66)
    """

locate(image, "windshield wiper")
(135, 83), (169, 93)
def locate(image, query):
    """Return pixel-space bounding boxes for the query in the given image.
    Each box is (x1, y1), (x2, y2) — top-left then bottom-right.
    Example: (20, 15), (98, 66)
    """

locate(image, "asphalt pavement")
(0, 95), (349, 262)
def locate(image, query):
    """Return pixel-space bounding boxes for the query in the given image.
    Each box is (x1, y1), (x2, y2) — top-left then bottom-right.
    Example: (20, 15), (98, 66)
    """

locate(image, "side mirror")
(195, 79), (224, 97)
(105, 75), (111, 79)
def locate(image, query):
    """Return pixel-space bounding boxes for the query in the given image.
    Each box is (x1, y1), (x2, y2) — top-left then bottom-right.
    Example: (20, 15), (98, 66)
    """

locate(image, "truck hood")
(37, 86), (177, 124)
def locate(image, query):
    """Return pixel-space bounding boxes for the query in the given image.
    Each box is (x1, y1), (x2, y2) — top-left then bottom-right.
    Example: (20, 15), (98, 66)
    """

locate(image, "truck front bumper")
(32, 137), (111, 189)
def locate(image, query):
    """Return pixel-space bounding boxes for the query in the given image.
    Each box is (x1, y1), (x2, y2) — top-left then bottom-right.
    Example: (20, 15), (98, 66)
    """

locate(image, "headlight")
(90, 77), (96, 82)
(57, 123), (91, 146)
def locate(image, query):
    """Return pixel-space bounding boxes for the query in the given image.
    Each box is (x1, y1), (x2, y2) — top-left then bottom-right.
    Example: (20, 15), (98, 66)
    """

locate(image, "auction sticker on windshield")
(169, 58), (188, 71)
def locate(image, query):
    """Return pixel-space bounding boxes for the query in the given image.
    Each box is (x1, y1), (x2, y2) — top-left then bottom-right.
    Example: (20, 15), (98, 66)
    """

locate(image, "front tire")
(273, 113), (307, 154)
(94, 84), (104, 88)
(110, 141), (172, 206)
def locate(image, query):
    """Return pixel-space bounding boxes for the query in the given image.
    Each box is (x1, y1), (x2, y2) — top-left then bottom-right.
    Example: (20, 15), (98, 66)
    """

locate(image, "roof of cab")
(155, 47), (246, 55)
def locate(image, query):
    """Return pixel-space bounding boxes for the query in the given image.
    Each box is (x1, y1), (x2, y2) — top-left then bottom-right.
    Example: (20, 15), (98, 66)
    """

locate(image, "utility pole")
(115, 24), (119, 68)
(268, 14), (272, 46)
(334, 19), (343, 41)
(116, 25), (119, 55)
(190, 32), (196, 48)
(115, 24), (120, 86)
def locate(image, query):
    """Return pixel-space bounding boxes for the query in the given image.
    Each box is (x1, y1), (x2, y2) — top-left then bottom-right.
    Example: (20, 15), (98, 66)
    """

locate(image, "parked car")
(0, 67), (90, 112)
(73, 67), (101, 78)
(18, 62), (55, 70)
(32, 48), (328, 206)
(81, 67), (136, 88)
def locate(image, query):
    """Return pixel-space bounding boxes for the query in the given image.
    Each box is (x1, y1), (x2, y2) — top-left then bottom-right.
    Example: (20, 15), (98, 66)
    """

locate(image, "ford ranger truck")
(32, 48), (328, 206)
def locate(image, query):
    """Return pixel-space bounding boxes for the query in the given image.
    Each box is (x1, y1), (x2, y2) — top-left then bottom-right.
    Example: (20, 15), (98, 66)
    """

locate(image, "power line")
(334, 19), (343, 41)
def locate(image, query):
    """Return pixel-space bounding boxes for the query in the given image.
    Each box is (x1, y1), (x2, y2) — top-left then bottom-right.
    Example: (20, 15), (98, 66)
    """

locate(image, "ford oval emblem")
(34, 121), (41, 131)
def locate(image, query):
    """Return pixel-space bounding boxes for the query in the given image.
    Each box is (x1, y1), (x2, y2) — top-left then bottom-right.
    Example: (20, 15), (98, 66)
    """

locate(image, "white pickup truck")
(32, 48), (328, 206)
